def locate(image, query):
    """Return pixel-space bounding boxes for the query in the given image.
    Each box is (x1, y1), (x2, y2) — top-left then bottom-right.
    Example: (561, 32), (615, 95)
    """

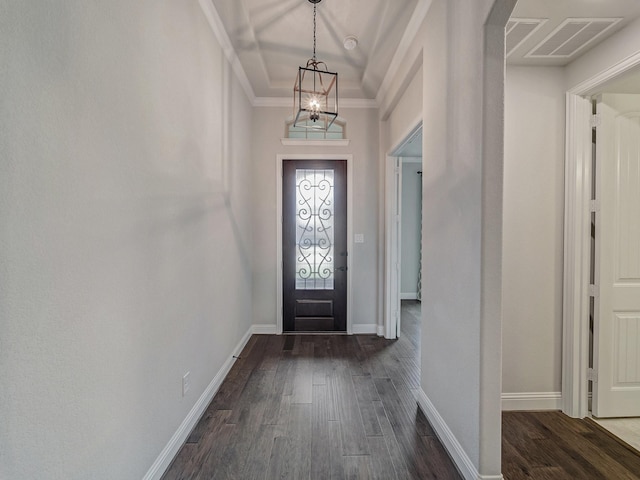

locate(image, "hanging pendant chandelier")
(293, 0), (338, 131)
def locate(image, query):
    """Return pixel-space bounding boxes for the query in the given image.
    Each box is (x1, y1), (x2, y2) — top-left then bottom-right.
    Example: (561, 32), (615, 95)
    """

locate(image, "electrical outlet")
(182, 372), (191, 397)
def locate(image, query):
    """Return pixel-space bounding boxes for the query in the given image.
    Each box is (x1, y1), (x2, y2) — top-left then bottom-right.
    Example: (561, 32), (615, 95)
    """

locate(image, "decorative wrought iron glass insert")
(295, 169), (334, 290)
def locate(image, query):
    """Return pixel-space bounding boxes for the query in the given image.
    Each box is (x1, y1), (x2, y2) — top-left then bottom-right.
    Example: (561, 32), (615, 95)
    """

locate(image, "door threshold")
(282, 331), (348, 335)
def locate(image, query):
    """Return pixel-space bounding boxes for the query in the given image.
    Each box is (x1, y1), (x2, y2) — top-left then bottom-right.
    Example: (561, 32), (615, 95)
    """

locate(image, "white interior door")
(593, 93), (640, 417)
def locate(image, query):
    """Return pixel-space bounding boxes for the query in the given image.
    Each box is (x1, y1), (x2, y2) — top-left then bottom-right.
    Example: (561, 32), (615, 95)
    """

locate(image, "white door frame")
(563, 51), (640, 418)
(384, 121), (422, 339)
(384, 155), (402, 339)
(275, 154), (354, 334)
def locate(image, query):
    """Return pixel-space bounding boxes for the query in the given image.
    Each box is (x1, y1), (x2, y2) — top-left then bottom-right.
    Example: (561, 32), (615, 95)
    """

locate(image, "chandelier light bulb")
(308, 97), (320, 110)
(308, 96), (321, 121)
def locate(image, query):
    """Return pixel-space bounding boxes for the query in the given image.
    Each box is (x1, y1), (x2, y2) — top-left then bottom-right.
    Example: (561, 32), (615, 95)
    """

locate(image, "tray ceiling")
(210, 0), (420, 100)
(205, 0), (640, 101)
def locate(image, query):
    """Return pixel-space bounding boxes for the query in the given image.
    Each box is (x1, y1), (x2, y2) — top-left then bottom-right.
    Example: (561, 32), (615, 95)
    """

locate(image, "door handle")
(335, 266), (348, 272)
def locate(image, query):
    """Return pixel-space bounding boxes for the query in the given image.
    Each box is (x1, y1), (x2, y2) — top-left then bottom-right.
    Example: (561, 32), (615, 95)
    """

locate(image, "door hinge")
(587, 367), (598, 382)
(589, 284), (599, 298)
(590, 114), (601, 128)
(590, 200), (600, 213)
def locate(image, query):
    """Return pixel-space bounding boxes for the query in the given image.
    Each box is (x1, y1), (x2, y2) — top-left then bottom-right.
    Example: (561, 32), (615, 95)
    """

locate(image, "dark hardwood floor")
(161, 300), (461, 480)
(162, 300), (640, 479)
(503, 411), (640, 479)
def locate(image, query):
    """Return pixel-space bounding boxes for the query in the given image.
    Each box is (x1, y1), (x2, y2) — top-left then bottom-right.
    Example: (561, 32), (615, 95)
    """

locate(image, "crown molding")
(198, 0), (257, 105)
(254, 97), (378, 109)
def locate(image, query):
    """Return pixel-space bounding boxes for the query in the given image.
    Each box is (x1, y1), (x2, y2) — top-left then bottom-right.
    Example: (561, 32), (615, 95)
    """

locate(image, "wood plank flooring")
(162, 300), (640, 479)
(503, 411), (640, 479)
(162, 301), (460, 480)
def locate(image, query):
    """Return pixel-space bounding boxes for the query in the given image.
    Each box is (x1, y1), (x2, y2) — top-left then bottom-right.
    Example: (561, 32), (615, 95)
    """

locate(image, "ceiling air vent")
(506, 18), (547, 57)
(526, 18), (622, 59)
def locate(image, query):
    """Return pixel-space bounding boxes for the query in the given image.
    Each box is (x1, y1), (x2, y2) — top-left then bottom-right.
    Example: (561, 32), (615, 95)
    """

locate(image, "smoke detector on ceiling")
(343, 35), (358, 50)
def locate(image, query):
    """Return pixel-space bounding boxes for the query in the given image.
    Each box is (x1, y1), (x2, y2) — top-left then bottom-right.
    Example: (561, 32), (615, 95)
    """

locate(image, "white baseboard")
(415, 389), (504, 480)
(143, 327), (253, 480)
(400, 292), (418, 300)
(352, 324), (378, 334)
(250, 324), (381, 335)
(252, 324), (278, 335)
(501, 392), (562, 411)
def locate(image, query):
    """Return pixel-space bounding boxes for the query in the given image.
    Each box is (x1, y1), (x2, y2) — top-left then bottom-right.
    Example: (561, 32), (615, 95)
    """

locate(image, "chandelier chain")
(313, 3), (317, 61)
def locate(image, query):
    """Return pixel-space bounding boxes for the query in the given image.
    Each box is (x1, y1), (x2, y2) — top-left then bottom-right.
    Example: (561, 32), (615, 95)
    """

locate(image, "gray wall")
(401, 160), (422, 298)
(501, 16), (640, 407)
(380, 0), (511, 475)
(250, 107), (381, 330)
(503, 66), (565, 399)
(0, 2), (254, 479)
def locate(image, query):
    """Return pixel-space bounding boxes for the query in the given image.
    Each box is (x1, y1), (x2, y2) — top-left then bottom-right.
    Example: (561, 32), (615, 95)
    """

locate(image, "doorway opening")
(282, 159), (348, 332)
(275, 154), (354, 334)
(385, 123), (423, 346)
(564, 55), (640, 452)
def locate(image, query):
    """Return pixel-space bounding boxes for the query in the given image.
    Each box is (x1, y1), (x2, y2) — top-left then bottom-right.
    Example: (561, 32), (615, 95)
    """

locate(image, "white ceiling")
(210, 0), (420, 99)
(508, 0), (640, 66)
(209, 0), (640, 101)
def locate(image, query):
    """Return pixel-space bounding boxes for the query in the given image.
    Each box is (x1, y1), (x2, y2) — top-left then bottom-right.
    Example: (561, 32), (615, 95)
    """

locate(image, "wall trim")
(256, 97), (378, 109)
(143, 327), (253, 480)
(502, 392), (562, 411)
(416, 389), (503, 480)
(280, 139), (350, 147)
(252, 324), (278, 335)
(352, 324), (378, 335)
(384, 155), (401, 339)
(562, 93), (592, 419)
(569, 50), (640, 95)
(400, 292), (418, 300)
(198, 0), (256, 105)
(376, 0), (433, 109)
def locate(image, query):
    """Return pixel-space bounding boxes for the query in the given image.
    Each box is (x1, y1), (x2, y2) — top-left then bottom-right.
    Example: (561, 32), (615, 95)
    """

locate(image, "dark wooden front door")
(283, 159), (347, 332)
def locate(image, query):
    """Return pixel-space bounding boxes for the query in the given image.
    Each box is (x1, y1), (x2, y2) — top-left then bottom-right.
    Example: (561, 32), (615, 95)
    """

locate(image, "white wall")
(380, 0), (513, 477)
(251, 107), (380, 330)
(389, 68), (423, 148)
(401, 160), (422, 298)
(503, 66), (565, 399)
(0, 2), (253, 479)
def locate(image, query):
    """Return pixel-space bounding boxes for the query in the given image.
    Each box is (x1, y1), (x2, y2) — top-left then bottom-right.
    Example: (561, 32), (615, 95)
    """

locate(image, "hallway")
(161, 302), (460, 479)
